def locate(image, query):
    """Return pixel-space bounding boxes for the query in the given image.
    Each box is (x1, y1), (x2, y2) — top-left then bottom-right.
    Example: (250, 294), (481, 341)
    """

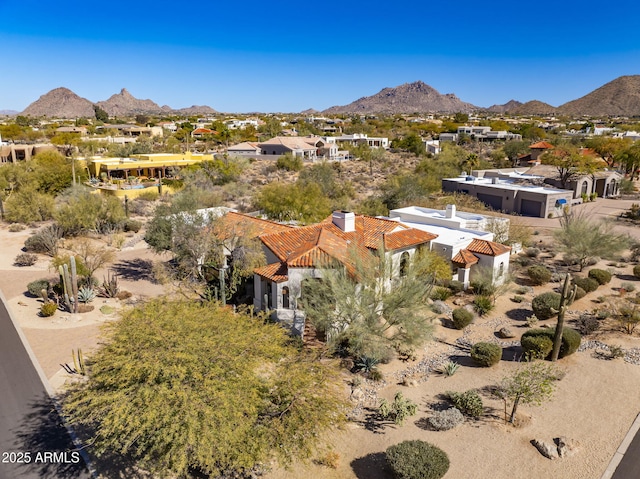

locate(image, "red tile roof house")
(250, 211), (437, 335)
(220, 210), (512, 336)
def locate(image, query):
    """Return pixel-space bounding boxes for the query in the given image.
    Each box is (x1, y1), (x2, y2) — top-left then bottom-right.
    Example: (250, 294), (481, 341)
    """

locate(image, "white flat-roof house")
(324, 133), (389, 149)
(442, 174), (573, 218)
(388, 205), (511, 288)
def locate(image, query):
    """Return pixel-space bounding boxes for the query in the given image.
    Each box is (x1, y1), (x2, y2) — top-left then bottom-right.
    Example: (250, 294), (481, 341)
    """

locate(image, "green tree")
(93, 105), (109, 122)
(586, 136), (629, 168)
(540, 144), (589, 189)
(554, 210), (630, 271)
(453, 112), (469, 123)
(301, 247), (437, 360)
(54, 189), (126, 235)
(616, 142), (640, 176)
(254, 182), (332, 224)
(63, 300), (347, 478)
(503, 140), (529, 166)
(498, 361), (560, 424)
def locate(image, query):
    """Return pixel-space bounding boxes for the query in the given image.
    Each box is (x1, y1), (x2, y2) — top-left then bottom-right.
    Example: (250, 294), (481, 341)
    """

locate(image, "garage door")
(477, 193), (503, 211)
(520, 199), (542, 217)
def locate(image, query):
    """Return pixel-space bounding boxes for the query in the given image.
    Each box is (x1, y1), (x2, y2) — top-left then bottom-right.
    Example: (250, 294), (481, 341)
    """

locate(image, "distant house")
(258, 136), (318, 159)
(515, 141), (555, 167)
(526, 164), (622, 199)
(324, 133), (389, 149)
(55, 126), (88, 136)
(191, 128), (215, 139)
(442, 174), (573, 218)
(228, 141), (261, 156)
(441, 127), (522, 143)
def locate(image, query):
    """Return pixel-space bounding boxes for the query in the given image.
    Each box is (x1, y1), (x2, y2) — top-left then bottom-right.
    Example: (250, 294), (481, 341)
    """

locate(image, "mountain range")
(20, 88), (217, 118)
(14, 75), (640, 117)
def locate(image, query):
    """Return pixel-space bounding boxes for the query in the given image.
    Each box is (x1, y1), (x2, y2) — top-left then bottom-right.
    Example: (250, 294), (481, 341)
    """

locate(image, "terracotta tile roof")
(466, 238), (511, 256)
(258, 214), (436, 271)
(383, 228), (437, 250)
(452, 249), (479, 267)
(254, 262), (288, 283)
(529, 141), (555, 149)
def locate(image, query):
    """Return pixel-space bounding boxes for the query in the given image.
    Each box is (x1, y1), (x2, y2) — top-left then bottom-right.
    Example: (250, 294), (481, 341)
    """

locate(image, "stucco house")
(251, 211), (437, 335)
(388, 205), (511, 288)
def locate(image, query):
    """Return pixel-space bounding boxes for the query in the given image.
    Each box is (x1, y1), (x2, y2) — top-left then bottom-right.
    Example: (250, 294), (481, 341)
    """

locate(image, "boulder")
(497, 327), (516, 339)
(432, 300), (452, 316)
(532, 439), (559, 460)
(555, 436), (579, 458)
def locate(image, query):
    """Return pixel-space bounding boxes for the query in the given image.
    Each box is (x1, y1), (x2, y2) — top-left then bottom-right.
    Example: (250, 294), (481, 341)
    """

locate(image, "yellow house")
(89, 152), (213, 180)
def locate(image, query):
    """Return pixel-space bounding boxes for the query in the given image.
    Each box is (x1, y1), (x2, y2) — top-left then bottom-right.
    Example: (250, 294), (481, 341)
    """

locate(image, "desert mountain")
(485, 99), (523, 113)
(508, 100), (557, 116)
(174, 105), (218, 115)
(558, 75), (640, 117)
(20, 88), (218, 118)
(95, 88), (164, 116)
(22, 87), (95, 118)
(323, 81), (477, 114)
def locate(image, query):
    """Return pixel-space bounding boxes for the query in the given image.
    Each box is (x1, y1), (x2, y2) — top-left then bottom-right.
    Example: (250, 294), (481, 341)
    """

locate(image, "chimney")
(332, 210), (355, 232)
(445, 204), (456, 218)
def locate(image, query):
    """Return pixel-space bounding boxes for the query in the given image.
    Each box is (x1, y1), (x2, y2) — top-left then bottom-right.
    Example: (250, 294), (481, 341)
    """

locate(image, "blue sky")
(1, 0), (640, 113)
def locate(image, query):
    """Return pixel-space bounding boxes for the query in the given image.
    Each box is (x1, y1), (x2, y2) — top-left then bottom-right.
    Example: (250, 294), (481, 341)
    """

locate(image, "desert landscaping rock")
(496, 327), (515, 338)
(556, 437), (580, 458)
(532, 439), (560, 460)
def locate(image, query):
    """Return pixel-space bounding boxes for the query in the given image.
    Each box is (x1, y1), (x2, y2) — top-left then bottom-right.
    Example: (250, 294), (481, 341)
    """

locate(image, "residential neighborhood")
(5, 73), (640, 479)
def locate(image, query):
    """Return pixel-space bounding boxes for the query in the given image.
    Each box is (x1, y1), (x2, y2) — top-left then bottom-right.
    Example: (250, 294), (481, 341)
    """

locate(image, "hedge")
(470, 342), (502, 367)
(452, 308), (474, 330)
(531, 292), (561, 320)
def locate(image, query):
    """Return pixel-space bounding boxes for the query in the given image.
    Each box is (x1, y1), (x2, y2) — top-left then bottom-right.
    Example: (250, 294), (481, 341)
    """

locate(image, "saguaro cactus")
(550, 273), (577, 362)
(59, 255), (79, 313)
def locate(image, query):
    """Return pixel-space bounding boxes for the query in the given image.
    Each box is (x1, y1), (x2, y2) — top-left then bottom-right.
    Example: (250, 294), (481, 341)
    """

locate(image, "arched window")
(282, 286), (290, 309)
(581, 180), (588, 195)
(399, 252), (410, 277)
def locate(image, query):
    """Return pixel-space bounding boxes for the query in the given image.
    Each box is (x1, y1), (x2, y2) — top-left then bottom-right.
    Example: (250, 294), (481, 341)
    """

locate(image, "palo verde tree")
(63, 300), (347, 478)
(301, 246), (449, 361)
(498, 361), (560, 424)
(554, 210), (630, 271)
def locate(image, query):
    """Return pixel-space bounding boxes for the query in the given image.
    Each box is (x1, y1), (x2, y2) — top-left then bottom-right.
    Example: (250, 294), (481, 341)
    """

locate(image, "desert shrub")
(470, 342), (502, 367)
(572, 276), (599, 293)
(473, 296), (493, 316)
(527, 265), (551, 285)
(23, 224), (63, 256)
(511, 295), (525, 303)
(40, 302), (58, 317)
(386, 440), (450, 479)
(521, 328), (581, 359)
(368, 368), (384, 382)
(573, 286), (587, 300)
(27, 279), (50, 297)
(446, 390), (484, 418)
(525, 247), (541, 258)
(5, 189), (55, 223)
(634, 265), (640, 279)
(621, 282), (636, 293)
(123, 219), (142, 233)
(136, 190), (159, 201)
(588, 268), (612, 285)
(550, 272), (565, 283)
(531, 292), (561, 320)
(520, 333), (553, 360)
(618, 306), (640, 334)
(471, 278), (495, 296)
(14, 253), (38, 266)
(379, 392), (417, 425)
(314, 450), (340, 469)
(448, 280), (465, 294)
(515, 286), (530, 295)
(576, 313), (600, 335)
(8, 223), (25, 232)
(516, 256), (532, 267)
(438, 360), (460, 377)
(430, 286), (452, 301)
(275, 153), (304, 172)
(451, 308), (474, 329)
(427, 408), (464, 431)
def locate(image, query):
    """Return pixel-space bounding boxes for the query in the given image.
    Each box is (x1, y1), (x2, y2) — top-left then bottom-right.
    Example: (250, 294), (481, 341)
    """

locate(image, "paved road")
(611, 425), (640, 479)
(0, 292), (90, 479)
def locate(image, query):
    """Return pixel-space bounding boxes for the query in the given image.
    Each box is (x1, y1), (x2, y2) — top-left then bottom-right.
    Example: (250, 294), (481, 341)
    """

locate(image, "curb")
(600, 412), (640, 479)
(0, 288), (98, 478)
